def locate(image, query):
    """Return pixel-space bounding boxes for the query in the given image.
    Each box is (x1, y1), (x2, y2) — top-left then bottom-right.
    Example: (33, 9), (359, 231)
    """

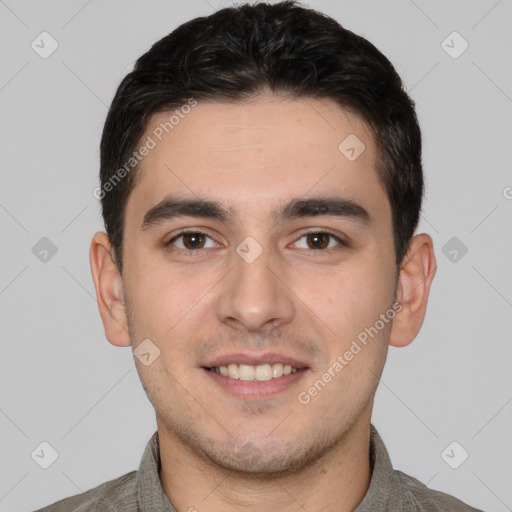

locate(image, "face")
(119, 94), (399, 474)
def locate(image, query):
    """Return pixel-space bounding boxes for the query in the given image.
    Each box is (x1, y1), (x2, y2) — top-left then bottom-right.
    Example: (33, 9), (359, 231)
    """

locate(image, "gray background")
(0, 0), (511, 510)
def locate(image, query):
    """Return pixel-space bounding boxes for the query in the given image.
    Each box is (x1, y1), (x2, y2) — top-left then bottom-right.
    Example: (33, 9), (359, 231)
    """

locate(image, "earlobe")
(389, 233), (437, 348)
(89, 231), (131, 347)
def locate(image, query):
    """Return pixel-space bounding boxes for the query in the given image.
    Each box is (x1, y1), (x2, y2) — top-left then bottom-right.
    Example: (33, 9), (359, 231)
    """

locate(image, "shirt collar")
(352, 423), (403, 511)
(136, 430), (177, 511)
(136, 423), (401, 511)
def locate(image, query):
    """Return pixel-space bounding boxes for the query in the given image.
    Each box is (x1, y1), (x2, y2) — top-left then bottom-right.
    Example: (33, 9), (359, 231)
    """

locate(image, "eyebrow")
(141, 195), (371, 231)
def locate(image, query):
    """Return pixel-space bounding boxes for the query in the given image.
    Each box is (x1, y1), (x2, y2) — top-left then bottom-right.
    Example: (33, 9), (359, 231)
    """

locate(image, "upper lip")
(202, 352), (309, 369)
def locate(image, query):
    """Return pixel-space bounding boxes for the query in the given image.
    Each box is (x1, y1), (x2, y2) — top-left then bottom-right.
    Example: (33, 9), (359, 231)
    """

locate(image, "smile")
(206, 363), (298, 381)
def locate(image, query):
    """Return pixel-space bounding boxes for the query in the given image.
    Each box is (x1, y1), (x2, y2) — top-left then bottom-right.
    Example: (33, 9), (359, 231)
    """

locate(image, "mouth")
(201, 354), (310, 400)
(205, 362), (300, 381)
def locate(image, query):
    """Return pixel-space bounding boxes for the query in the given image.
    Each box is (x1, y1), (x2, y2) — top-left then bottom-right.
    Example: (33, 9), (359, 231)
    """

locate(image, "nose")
(215, 240), (296, 334)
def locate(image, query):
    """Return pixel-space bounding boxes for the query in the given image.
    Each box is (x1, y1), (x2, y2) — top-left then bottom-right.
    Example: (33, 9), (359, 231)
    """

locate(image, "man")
(36, 1), (484, 510)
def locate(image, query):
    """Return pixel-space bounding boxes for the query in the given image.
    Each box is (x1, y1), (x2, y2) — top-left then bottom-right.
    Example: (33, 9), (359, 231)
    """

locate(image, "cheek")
(301, 263), (394, 335)
(128, 267), (217, 349)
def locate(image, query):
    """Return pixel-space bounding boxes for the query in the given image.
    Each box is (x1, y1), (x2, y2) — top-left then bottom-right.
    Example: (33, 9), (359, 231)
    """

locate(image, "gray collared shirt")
(34, 424), (484, 511)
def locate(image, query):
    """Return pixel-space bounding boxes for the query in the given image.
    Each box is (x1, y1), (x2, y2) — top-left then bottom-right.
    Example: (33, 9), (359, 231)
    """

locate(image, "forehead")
(125, 94), (389, 226)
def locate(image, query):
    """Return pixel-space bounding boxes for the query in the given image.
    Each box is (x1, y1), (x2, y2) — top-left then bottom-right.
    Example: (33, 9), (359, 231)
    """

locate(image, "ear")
(389, 233), (436, 348)
(89, 231), (131, 347)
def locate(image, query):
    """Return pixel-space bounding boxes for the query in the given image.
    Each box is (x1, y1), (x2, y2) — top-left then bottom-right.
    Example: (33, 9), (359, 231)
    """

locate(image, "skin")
(90, 93), (436, 512)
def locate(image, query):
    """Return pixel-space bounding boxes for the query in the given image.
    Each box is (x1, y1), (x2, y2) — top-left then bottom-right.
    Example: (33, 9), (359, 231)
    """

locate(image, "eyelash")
(165, 229), (347, 254)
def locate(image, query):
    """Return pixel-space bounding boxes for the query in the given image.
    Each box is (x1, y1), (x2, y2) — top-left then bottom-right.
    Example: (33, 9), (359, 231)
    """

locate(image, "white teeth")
(255, 364), (272, 381)
(211, 363), (300, 381)
(227, 363), (239, 379)
(272, 363), (284, 378)
(238, 364), (255, 381)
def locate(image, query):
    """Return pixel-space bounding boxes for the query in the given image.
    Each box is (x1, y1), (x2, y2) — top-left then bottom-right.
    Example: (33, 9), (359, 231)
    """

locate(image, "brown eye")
(306, 233), (330, 249)
(294, 232), (344, 251)
(167, 231), (217, 251)
(182, 233), (206, 249)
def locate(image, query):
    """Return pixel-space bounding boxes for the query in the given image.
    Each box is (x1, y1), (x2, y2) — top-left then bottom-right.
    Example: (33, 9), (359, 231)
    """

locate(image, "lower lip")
(202, 367), (309, 400)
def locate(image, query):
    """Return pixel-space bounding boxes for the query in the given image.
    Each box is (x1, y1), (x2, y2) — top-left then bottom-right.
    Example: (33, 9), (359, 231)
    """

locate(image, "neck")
(157, 416), (372, 512)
